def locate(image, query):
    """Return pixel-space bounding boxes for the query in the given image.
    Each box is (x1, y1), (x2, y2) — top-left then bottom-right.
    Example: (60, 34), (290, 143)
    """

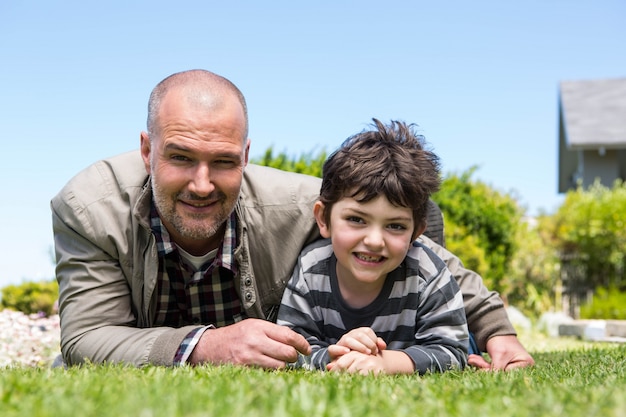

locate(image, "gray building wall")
(580, 149), (619, 188)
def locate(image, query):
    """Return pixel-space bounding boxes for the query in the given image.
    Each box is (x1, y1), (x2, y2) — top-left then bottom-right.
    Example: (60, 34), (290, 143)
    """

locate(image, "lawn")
(1, 333), (624, 417)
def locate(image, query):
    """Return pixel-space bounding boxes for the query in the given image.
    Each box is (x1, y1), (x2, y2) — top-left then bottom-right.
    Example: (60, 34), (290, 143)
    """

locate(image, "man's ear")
(243, 138), (250, 167)
(140, 131), (152, 175)
(313, 201), (331, 238)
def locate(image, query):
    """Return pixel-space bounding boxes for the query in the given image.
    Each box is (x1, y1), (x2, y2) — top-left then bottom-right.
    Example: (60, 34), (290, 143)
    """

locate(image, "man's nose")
(188, 164), (214, 196)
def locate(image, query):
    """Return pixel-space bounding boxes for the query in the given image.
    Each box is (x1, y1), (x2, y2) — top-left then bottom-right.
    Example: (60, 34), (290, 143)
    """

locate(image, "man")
(52, 69), (533, 370)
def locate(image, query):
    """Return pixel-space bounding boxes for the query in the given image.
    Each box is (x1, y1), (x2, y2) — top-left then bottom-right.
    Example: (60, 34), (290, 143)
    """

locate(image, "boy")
(277, 119), (469, 375)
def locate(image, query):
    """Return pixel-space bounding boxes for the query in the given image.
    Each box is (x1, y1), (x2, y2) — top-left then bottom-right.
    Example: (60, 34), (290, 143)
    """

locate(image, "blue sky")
(1, 1), (624, 288)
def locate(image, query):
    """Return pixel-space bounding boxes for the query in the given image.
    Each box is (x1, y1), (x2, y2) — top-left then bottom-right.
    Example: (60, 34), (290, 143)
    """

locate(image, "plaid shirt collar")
(150, 201), (238, 275)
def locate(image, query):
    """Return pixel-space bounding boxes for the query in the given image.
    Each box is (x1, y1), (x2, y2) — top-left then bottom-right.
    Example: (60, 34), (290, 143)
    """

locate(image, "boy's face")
(314, 195), (417, 292)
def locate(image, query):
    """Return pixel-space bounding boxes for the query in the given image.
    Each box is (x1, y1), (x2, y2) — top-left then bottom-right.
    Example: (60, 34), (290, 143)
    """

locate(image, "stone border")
(559, 320), (626, 342)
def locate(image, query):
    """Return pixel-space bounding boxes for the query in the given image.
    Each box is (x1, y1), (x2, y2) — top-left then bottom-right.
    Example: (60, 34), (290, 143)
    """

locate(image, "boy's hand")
(327, 351), (386, 375)
(328, 327), (387, 362)
(326, 350), (414, 375)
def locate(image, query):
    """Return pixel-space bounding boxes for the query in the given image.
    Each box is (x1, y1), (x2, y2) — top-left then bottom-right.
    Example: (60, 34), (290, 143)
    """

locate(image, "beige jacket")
(52, 150), (514, 366)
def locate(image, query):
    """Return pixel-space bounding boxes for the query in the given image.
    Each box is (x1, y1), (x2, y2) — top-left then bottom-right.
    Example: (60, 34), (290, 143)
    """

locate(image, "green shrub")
(252, 147), (326, 178)
(432, 166), (523, 295)
(551, 180), (626, 290)
(580, 286), (626, 320)
(0, 280), (59, 316)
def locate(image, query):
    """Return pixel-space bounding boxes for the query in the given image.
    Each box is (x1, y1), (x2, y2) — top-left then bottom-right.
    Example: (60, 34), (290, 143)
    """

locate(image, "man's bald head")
(146, 69), (249, 140)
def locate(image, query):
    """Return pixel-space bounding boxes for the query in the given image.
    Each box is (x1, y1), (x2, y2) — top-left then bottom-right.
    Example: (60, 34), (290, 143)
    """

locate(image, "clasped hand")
(326, 327), (389, 375)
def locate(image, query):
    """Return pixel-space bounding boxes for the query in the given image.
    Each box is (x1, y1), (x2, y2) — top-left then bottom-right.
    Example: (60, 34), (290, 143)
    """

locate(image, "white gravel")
(0, 309), (61, 368)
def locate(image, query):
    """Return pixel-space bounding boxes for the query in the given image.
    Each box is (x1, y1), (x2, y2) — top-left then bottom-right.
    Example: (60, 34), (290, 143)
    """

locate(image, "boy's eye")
(388, 223), (407, 231)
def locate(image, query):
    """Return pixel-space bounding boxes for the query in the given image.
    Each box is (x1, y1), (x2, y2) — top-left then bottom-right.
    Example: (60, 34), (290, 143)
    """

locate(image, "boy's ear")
(412, 222), (427, 241)
(313, 201), (331, 238)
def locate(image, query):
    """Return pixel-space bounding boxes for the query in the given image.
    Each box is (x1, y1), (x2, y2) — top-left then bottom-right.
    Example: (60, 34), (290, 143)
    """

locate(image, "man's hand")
(468, 335), (535, 371)
(189, 318), (311, 368)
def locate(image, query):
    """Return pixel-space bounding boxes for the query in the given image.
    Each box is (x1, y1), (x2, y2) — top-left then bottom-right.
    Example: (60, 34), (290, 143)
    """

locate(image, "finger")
(355, 327), (379, 345)
(342, 330), (380, 353)
(376, 337), (387, 351)
(347, 355), (380, 376)
(467, 354), (492, 370)
(265, 323), (312, 356)
(342, 337), (374, 354)
(504, 360), (533, 371)
(330, 351), (364, 373)
(328, 354), (352, 372)
(493, 354), (535, 371)
(328, 344), (350, 360)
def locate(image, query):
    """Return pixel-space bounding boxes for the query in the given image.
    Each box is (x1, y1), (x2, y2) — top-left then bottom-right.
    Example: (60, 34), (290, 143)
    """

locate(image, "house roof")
(559, 77), (626, 149)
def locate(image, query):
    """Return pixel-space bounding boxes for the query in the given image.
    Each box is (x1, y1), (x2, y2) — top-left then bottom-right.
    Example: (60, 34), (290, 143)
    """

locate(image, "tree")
(252, 147), (326, 178)
(432, 166), (523, 296)
(549, 179), (626, 291)
(1, 280), (59, 316)
(507, 214), (560, 318)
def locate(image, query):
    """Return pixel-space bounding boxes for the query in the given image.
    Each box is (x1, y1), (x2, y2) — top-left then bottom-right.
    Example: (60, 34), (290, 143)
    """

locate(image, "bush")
(580, 286), (626, 320)
(507, 215), (560, 318)
(432, 166), (523, 294)
(550, 179), (626, 290)
(0, 280), (59, 316)
(252, 147), (326, 178)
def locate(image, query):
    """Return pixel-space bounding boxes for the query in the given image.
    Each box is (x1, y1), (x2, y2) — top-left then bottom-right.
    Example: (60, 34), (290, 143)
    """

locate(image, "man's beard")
(151, 176), (234, 240)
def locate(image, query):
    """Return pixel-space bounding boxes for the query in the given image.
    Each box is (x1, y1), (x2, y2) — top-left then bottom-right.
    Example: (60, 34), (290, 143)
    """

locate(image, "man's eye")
(215, 159), (236, 166)
(347, 216), (364, 224)
(171, 154), (190, 162)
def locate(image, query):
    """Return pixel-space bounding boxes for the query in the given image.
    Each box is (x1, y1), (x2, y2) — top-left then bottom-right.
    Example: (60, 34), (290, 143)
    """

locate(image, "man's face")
(140, 88), (249, 255)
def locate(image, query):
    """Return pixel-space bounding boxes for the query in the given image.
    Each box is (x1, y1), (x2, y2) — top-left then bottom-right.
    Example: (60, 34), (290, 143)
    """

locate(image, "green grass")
(1, 338), (625, 417)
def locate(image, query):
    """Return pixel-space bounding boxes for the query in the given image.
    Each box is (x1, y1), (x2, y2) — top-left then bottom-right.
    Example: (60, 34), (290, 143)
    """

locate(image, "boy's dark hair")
(319, 118), (441, 232)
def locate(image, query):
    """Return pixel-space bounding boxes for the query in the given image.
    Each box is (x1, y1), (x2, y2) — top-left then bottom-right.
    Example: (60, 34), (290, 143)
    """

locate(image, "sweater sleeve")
(402, 264), (469, 374)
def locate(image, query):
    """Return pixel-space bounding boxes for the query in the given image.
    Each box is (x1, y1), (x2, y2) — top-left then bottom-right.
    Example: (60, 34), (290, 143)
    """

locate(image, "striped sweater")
(277, 238), (469, 374)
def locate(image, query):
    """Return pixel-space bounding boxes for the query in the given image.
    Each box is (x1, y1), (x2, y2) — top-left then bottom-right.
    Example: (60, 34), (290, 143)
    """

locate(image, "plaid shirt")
(150, 203), (245, 364)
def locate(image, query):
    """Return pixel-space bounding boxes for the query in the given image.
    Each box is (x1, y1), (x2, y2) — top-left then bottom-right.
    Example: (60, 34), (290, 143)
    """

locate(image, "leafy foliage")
(441, 220), (489, 279)
(1, 280), (59, 316)
(432, 166), (523, 295)
(549, 180), (626, 290)
(251, 147), (326, 178)
(507, 214), (561, 318)
(580, 287), (626, 320)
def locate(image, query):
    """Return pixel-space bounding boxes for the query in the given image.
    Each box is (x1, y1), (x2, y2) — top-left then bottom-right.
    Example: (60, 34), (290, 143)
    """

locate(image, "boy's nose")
(363, 228), (384, 249)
